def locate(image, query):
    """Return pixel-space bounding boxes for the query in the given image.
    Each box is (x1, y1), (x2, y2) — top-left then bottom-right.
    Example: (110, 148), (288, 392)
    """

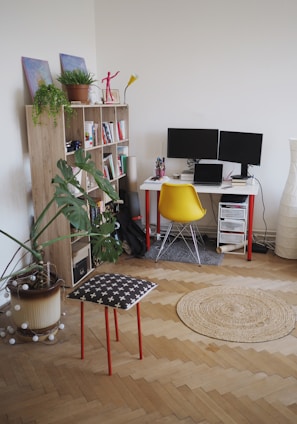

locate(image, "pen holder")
(155, 167), (165, 178)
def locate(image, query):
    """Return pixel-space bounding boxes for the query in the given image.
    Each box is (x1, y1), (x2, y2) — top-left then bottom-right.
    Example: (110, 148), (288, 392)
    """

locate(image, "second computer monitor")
(218, 130), (263, 178)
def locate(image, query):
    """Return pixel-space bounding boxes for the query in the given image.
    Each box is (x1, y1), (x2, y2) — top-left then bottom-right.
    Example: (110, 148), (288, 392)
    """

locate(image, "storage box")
(219, 232), (245, 244)
(73, 257), (88, 284)
(220, 205), (247, 220)
(219, 219), (246, 232)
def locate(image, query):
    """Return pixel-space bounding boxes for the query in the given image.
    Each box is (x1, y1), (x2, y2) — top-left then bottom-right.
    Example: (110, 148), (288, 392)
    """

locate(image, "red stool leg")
(136, 302), (143, 360)
(114, 309), (119, 341)
(104, 306), (112, 376)
(81, 301), (84, 360)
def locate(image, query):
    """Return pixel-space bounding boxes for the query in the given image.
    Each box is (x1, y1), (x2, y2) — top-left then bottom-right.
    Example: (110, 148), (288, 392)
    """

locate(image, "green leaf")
(91, 236), (122, 263)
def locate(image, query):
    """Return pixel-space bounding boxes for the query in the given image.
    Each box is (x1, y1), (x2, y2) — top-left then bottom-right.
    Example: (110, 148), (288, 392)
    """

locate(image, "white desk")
(140, 178), (259, 261)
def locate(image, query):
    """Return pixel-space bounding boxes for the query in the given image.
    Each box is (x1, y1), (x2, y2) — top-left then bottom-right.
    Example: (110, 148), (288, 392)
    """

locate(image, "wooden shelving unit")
(26, 104), (129, 286)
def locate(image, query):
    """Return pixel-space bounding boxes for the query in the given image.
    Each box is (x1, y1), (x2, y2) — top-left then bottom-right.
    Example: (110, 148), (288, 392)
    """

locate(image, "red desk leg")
(156, 191), (161, 236)
(145, 190), (150, 249)
(136, 303), (143, 360)
(81, 301), (84, 360)
(247, 194), (255, 261)
(104, 307), (112, 376)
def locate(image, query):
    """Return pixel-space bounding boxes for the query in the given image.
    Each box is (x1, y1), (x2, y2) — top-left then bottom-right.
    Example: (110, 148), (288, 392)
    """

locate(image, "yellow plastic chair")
(155, 183), (207, 265)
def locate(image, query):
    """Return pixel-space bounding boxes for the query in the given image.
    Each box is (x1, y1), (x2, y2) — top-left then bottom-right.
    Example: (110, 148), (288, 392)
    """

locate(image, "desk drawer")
(220, 207), (247, 220)
(219, 219), (246, 232)
(219, 232), (245, 245)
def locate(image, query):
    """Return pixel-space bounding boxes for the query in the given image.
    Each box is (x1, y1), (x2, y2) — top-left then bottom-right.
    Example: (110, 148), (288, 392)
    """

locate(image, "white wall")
(1, 0), (297, 305)
(95, 0), (297, 231)
(0, 0), (97, 305)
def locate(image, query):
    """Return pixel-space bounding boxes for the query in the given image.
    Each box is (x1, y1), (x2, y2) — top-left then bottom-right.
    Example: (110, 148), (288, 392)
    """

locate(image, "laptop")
(194, 163), (223, 185)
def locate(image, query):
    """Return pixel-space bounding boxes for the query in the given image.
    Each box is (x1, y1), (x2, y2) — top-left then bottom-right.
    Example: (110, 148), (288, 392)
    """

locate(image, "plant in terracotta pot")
(0, 149), (122, 343)
(32, 82), (73, 126)
(57, 69), (97, 103)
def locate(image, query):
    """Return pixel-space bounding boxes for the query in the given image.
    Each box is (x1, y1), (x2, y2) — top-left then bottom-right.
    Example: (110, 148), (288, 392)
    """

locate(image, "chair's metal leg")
(193, 222), (205, 246)
(190, 224), (201, 265)
(155, 222), (173, 262)
(156, 223), (187, 261)
(156, 221), (202, 265)
(177, 225), (199, 263)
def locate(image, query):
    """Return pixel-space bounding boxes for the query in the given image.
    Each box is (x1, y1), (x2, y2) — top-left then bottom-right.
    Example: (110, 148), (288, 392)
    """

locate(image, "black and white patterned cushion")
(67, 273), (157, 310)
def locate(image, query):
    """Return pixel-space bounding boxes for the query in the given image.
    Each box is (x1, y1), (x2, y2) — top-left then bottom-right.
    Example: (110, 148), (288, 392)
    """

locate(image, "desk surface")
(140, 177), (259, 196)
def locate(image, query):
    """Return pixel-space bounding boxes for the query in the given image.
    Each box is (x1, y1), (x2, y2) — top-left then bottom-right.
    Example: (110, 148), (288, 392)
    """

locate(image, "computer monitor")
(218, 131), (263, 178)
(167, 128), (219, 162)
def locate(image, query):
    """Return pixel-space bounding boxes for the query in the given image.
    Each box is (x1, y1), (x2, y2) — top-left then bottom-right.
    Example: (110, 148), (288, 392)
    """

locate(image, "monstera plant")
(0, 149), (122, 342)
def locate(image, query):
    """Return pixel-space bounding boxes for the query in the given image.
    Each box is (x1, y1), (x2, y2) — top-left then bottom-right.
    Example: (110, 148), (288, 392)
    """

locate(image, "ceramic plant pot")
(8, 275), (61, 341)
(66, 84), (89, 103)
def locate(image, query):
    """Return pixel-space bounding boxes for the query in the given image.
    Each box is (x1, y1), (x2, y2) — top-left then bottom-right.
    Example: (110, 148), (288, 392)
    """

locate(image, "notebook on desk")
(194, 163), (223, 185)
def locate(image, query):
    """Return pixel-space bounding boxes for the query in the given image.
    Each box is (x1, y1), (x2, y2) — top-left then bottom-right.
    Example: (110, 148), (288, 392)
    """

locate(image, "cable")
(248, 169), (273, 250)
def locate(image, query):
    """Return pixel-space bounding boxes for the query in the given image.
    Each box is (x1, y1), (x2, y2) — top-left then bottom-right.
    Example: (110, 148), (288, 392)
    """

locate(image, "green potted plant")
(0, 149), (122, 343)
(57, 69), (97, 103)
(32, 83), (73, 126)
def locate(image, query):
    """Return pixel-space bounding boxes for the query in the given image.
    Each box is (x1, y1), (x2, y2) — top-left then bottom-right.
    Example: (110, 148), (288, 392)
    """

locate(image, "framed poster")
(59, 53), (87, 72)
(22, 57), (53, 100)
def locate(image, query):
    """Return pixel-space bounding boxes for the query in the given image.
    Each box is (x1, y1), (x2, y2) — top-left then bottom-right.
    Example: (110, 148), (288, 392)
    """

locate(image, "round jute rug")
(176, 286), (296, 343)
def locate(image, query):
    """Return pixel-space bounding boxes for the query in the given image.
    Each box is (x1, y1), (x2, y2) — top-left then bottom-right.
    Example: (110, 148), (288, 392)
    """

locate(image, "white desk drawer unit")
(217, 201), (248, 254)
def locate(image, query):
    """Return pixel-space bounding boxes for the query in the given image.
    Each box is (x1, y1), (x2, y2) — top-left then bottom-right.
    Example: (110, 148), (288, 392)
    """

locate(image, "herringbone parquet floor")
(1, 249), (297, 423)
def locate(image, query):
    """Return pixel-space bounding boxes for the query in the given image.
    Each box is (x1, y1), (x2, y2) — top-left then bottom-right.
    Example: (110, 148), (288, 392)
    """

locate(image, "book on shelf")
(103, 153), (115, 180)
(84, 121), (94, 148)
(231, 175), (248, 186)
(93, 123), (99, 146)
(103, 164), (110, 180)
(117, 156), (123, 176)
(232, 180), (247, 186)
(117, 145), (129, 173)
(102, 125), (108, 144)
(102, 122), (113, 143)
(90, 199), (105, 224)
(116, 120), (126, 141)
(109, 121), (115, 142)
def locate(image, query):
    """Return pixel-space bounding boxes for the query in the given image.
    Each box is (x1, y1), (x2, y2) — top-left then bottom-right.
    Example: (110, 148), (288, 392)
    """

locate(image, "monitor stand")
(231, 174), (249, 180)
(232, 163), (250, 180)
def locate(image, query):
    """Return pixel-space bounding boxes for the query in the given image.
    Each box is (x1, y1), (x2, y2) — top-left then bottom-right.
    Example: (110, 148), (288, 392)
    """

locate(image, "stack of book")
(231, 175), (248, 186)
(101, 120), (126, 144)
(89, 199), (105, 225)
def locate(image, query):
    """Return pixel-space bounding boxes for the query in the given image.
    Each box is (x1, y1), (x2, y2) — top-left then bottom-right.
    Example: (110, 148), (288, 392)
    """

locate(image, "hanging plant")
(32, 83), (73, 126)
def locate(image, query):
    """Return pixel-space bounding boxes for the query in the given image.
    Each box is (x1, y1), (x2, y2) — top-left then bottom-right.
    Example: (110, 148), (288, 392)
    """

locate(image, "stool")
(67, 273), (157, 375)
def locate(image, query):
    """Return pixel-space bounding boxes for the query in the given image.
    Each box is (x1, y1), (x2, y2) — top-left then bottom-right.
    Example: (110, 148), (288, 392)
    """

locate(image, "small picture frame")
(102, 89), (120, 104)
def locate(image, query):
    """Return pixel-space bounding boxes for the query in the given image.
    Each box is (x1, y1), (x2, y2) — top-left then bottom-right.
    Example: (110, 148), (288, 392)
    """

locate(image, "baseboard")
(150, 224), (276, 244)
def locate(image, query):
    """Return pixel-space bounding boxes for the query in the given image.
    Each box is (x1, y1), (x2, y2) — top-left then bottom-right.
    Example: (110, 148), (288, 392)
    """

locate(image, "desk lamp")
(124, 74), (138, 104)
